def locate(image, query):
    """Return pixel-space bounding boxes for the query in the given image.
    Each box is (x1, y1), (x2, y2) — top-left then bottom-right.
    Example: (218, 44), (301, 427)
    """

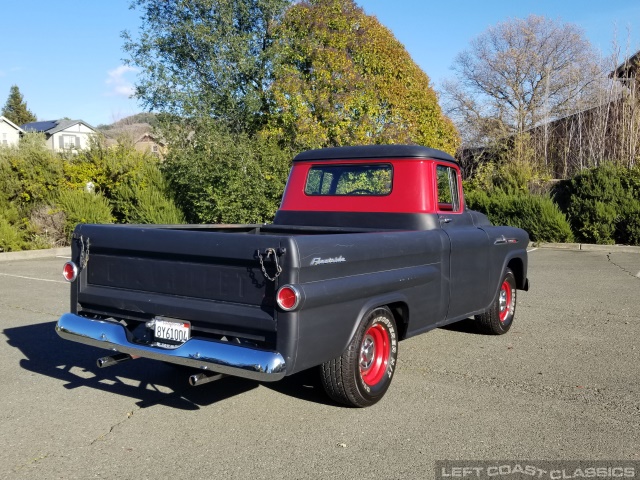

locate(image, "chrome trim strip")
(55, 313), (286, 382)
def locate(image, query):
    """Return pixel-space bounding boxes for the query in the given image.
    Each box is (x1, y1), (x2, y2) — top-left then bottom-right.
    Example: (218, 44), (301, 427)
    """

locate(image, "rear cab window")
(435, 164), (461, 213)
(305, 164), (393, 196)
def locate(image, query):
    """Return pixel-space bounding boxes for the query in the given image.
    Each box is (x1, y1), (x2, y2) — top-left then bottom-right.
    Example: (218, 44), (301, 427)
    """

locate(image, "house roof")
(0, 115), (25, 133)
(20, 119), (96, 134)
(135, 132), (165, 145)
(610, 50), (640, 79)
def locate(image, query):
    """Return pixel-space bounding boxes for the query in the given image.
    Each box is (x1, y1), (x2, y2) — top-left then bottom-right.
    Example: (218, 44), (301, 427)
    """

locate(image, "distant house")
(0, 116), (24, 147)
(20, 119), (97, 152)
(459, 52), (640, 178)
(610, 50), (640, 84)
(134, 133), (166, 157)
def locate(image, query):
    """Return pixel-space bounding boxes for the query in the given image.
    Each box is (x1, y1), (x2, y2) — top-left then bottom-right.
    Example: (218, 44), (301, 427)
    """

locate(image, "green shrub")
(111, 161), (185, 224)
(617, 200), (640, 245)
(162, 123), (291, 224)
(563, 163), (640, 245)
(55, 189), (114, 239)
(466, 189), (574, 243)
(116, 186), (185, 224)
(0, 133), (63, 212)
(0, 215), (25, 252)
(64, 141), (185, 225)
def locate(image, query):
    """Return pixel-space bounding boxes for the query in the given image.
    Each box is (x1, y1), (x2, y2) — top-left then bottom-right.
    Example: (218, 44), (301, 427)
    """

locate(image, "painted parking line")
(56, 255), (71, 259)
(527, 248), (538, 253)
(0, 272), (67, 285)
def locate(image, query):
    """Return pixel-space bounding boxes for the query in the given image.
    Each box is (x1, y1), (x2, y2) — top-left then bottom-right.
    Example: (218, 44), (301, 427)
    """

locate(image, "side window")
(436, 165), (460, 212)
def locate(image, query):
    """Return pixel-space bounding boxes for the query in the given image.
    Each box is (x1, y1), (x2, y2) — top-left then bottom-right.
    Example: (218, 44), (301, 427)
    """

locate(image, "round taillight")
(62, 262), (78, 282)
(276, 285), (300, 311)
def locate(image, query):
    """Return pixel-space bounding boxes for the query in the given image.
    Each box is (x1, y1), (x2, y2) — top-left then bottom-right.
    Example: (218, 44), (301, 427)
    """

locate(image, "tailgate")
(71, 224), (291, 342)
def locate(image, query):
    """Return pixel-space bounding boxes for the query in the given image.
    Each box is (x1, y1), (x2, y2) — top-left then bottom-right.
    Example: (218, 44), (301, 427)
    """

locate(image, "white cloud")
(105, 65), (138, 97)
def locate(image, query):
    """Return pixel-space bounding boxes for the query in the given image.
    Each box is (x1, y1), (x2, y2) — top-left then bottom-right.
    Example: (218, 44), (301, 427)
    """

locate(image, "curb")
(0, 247), (71, 262)
(532, 242), (640, 254)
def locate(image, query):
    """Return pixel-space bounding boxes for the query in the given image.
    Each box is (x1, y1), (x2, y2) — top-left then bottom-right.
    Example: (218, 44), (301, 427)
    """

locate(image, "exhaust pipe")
(189, 372), (225, 387)
(97, 353), (134, 368)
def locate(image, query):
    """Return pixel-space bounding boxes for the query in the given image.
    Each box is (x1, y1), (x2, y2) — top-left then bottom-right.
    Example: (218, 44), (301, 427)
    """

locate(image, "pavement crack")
(12, 453), (50, 473)
(89, 410), (136, 446)
(607, 254), (640, 280)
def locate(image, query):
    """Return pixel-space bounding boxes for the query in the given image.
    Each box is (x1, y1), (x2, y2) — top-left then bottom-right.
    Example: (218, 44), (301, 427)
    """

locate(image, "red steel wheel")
(498, 280), (513, 322)
(475, 267), (517, 335)
(359, 323), (391, 386)
(320, 306), (398, 407)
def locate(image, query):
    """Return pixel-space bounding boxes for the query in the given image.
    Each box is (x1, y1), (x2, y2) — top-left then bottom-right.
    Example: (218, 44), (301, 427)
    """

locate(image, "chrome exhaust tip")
(97, 353), (133, 368)
(189, 372), (225, 387)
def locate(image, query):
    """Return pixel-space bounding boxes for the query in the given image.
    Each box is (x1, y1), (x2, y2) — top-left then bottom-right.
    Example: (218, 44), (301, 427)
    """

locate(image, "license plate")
(154, 318), (191, 343)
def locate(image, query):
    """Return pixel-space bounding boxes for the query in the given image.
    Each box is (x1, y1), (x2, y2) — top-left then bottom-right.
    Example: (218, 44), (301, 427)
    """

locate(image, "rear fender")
(345, 294), (409, 350)
(488, 251), (528, 307)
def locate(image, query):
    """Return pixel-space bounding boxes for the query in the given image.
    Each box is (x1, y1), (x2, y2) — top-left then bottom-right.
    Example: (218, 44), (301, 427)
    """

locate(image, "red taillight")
(276, 285), (300, 311)
(62, 262), (78, 282)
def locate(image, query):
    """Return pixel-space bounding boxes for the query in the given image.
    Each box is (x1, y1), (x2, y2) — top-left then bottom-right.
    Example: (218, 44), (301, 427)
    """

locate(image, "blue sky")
(1, 0), (639, 127)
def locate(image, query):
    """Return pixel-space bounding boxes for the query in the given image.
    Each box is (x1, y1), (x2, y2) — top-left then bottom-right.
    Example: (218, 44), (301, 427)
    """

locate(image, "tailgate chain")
(257, 248), (282, 282)
(79, 235), (90, 269)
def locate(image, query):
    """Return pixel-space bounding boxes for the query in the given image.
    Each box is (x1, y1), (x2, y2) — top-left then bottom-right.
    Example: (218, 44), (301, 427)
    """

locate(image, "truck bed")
(67, 221), (449, 375)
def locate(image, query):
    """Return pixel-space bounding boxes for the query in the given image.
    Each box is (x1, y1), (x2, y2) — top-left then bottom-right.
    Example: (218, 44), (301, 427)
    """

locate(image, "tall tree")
(122, 0), (291, 134)
(441, 15), (603, 146)
(2, 85), (37, 125)
(264, 0), (459, 154)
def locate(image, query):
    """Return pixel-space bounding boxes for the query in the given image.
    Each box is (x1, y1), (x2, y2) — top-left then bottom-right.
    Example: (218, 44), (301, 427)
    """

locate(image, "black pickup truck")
(56, 145), (529, 407)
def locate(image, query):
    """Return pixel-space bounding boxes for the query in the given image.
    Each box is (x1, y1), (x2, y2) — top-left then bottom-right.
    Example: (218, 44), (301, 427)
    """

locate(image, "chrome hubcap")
(360, 334), (375, 370)
(499, 289), (507, 312)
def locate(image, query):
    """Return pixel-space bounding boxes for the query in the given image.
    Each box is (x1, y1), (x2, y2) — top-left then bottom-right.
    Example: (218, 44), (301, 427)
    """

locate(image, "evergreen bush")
(0, 133), (63, 212)
(64, 140), (185, 225)
(162, 123), (291, 224)
(55, 189), (114, 239)
(466, 189), (574, 243)
(563, 163), (640, 245)
(0, 215), (24, 252)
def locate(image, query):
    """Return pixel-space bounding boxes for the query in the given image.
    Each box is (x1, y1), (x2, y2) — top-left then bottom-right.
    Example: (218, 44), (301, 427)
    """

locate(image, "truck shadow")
(261, 367), (337, 407)
(4, 321), (258, 410)
(439, 318), (489, 335)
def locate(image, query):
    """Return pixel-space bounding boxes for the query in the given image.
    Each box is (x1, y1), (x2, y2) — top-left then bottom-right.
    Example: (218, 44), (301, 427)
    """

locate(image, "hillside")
(95, 113), (158, 141)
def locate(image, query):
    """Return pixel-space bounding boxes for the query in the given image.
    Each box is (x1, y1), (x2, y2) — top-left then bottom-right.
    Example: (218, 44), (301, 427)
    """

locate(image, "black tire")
(320, 306), (398, 407)
(475, 267), (517, 335)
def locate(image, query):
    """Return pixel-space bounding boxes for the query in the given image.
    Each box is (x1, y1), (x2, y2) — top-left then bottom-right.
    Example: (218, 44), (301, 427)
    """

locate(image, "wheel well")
(507, 257), (525, 290)
(387, 302), (409, 340)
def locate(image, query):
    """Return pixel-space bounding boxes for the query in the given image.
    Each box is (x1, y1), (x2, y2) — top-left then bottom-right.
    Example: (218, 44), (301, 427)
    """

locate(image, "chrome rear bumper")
(55, 313), (286, 382)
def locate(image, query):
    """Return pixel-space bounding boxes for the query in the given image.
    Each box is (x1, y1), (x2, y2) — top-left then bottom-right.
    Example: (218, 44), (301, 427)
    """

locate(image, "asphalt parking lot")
(0, 248), (638, 479)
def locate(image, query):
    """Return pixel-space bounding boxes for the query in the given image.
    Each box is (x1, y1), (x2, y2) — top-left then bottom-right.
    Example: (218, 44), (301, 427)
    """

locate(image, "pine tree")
(1, 85), (37, 125)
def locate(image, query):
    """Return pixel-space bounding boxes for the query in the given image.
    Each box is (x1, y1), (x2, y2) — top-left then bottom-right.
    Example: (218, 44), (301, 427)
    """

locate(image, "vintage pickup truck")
(56, 145), (529, 407)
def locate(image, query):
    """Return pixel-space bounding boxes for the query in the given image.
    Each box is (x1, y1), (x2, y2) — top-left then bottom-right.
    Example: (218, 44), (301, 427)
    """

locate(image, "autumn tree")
(122, 0), (291, 134)
(441, 15), (603, 147)
(264, 0), (459, 154)
(2, 85), (37, 125)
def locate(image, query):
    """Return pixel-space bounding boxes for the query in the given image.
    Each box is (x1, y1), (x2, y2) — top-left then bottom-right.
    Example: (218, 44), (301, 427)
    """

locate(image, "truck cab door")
(435, 163), (492, 320)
